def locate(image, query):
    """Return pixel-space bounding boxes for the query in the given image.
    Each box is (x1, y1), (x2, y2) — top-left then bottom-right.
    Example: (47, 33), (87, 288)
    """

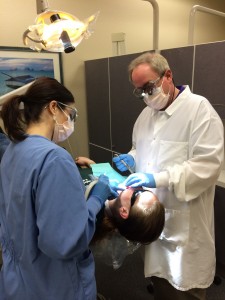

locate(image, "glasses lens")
(131, 190), (143, 206)
(57, 102), (78, 122)
(133, 77), (160, 98)
(70, 108), (78, 121)
(131, 192), (136, 206)
(144, 83), (155, 95)
(144, 77), (161, 95)
(133, 88), (145, 99)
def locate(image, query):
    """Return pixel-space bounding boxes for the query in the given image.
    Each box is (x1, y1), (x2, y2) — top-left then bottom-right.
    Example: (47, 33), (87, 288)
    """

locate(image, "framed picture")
(0, 46), (63, 97)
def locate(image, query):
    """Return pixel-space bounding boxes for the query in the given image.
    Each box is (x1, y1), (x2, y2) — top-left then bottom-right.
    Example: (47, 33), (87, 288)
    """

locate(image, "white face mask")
(52, 114), (74, 143)
(143, 79), (170, 110)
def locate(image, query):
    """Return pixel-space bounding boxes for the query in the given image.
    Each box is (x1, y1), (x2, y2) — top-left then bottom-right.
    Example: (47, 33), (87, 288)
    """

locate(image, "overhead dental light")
(23, 0), (99, 53)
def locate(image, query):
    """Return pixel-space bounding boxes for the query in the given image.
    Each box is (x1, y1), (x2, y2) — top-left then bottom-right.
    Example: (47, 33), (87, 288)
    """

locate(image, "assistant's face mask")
(144, 78), (170, 110)
(52, 112), (74, 143)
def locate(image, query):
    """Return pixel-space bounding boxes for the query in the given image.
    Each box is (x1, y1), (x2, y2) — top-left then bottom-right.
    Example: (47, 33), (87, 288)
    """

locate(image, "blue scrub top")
(0, 132), (10, 162)
(0, 135), (101, 300)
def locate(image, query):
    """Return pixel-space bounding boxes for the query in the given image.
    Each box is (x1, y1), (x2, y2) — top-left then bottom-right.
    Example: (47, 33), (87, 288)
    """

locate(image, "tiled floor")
(95, 247), (225, 300)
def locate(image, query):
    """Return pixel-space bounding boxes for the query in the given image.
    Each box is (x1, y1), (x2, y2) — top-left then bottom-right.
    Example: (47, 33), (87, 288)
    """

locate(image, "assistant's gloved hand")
(112, 154), (135, 172)
(123, 173), (156, 188)
(108, 185), (121, 200)
(89, 175), (118, 206)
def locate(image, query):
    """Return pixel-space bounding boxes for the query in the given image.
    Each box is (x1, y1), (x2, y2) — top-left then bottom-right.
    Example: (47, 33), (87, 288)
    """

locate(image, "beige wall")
(0, 0), (225, 157)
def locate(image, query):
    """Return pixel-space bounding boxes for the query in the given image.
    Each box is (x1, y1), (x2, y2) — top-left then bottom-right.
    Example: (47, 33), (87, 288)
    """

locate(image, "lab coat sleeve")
(128, 147), (137, 172)
(156, 100), (224, 201)
(35, 149), (99, 259)
(129, 148), (136, 160)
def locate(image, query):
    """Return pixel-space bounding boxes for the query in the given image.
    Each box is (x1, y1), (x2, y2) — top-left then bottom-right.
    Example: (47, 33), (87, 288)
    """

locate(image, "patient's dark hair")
(114, 198), (165, 244)
(92, 193), (165, 245)
(91, 214), (116, 244)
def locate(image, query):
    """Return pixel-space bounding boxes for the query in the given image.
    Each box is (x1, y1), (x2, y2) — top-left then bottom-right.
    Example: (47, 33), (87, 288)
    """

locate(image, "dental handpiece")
(114, 154), (134, 174)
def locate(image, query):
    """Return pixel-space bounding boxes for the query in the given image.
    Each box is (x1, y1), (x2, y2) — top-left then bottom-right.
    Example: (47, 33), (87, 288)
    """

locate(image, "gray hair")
(128, 52), (170, 81)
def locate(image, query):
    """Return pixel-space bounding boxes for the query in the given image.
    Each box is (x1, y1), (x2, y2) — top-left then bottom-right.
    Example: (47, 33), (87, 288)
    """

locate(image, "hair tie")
(18, 95), (27, 109)
(19, 95), (27, 103)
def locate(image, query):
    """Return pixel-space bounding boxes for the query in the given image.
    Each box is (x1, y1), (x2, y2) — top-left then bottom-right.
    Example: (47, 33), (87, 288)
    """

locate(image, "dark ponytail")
(1, 95), (26, 142)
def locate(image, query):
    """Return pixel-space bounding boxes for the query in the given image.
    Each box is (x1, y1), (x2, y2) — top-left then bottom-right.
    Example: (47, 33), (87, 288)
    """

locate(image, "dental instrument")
(114, 154), (134, 174)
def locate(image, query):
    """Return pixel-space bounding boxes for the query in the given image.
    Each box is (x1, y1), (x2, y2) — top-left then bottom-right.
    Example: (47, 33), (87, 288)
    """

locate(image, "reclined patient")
(79, 158), (165, 244)
(92, 187), (165, 245)
(90, 186), (165, 269)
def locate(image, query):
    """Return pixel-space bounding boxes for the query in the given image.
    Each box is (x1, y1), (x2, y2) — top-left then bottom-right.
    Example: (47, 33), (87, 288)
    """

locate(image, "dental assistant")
(0, 77), (115, 300)
(113, 53), (224, 300)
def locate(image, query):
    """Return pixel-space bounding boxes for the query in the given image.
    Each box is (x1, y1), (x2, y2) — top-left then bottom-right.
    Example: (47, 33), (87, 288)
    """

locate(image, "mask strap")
(51, 116), (56, 141)
(58, 106), (70, 120)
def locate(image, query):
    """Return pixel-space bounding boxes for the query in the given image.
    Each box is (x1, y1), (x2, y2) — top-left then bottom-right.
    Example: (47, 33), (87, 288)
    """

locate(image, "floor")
(95, 247), (225, 300)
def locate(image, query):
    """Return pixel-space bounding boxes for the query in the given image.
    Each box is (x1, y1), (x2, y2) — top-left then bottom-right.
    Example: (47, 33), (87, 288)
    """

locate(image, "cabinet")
(193, 41), (225, 120)
(215, 185), (225, 277)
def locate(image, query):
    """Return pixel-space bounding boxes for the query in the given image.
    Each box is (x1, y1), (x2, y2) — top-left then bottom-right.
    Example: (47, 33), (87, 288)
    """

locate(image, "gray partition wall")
(85, 40), (225, 279)
(85, 40), (225, 163)
(85, 52), (145, 165)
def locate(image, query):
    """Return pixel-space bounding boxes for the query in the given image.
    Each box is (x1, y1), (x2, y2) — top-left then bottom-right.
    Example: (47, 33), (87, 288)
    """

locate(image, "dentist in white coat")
(113, 52), (224, 300)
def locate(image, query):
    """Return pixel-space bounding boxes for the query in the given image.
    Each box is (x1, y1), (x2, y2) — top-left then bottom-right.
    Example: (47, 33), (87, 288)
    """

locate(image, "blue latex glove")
(108, 184), (121, 199)
(89, 175), (118, 206)
(112, 154), (135, 173)
(123, 173), (156, 188)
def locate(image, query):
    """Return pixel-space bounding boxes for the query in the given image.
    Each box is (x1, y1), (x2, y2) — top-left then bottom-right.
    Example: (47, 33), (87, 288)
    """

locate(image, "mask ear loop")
(58, 107), (76, 157)
(171, 78), (176, 101)
(51, 114), (57, 141)
(58, 106), (76, 158)
(66, 138), (75, 158)
(52, 103), (75, 158)
(57, 105), (70, 120)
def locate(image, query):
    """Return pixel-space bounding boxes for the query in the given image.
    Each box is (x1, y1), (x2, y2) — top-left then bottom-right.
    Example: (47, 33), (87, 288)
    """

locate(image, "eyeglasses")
(133, 76), (162, 99)
(57, 101), (78, 122)
(130, 190), (143, 206)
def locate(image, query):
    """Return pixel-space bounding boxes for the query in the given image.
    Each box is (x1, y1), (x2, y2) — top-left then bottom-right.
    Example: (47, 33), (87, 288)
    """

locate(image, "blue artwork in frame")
(0, 46), (63, 97)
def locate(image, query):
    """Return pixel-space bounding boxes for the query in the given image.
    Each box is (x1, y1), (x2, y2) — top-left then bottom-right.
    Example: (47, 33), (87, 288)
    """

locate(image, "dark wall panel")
(89, 144), (113, 164)
(193, 41), (225, 119)
(85, 58), (111, 149)
(215, 186), (225, 268)
(109, 53), (146, 153)
(161, 46), (194, 88)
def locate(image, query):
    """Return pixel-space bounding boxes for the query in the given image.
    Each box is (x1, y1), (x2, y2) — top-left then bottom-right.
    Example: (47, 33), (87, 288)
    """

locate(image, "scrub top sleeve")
(86, 196), (102, 215)
(35, 150), (95, 259)
(0, 133), (10, 162)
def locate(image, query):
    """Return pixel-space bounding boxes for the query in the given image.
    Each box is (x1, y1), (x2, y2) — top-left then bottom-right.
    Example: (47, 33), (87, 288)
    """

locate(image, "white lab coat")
(129, 86), (224, 291)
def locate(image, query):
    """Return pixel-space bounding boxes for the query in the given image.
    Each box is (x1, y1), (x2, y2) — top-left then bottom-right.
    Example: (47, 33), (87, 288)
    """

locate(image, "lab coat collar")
(165, 85), (191, 116)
